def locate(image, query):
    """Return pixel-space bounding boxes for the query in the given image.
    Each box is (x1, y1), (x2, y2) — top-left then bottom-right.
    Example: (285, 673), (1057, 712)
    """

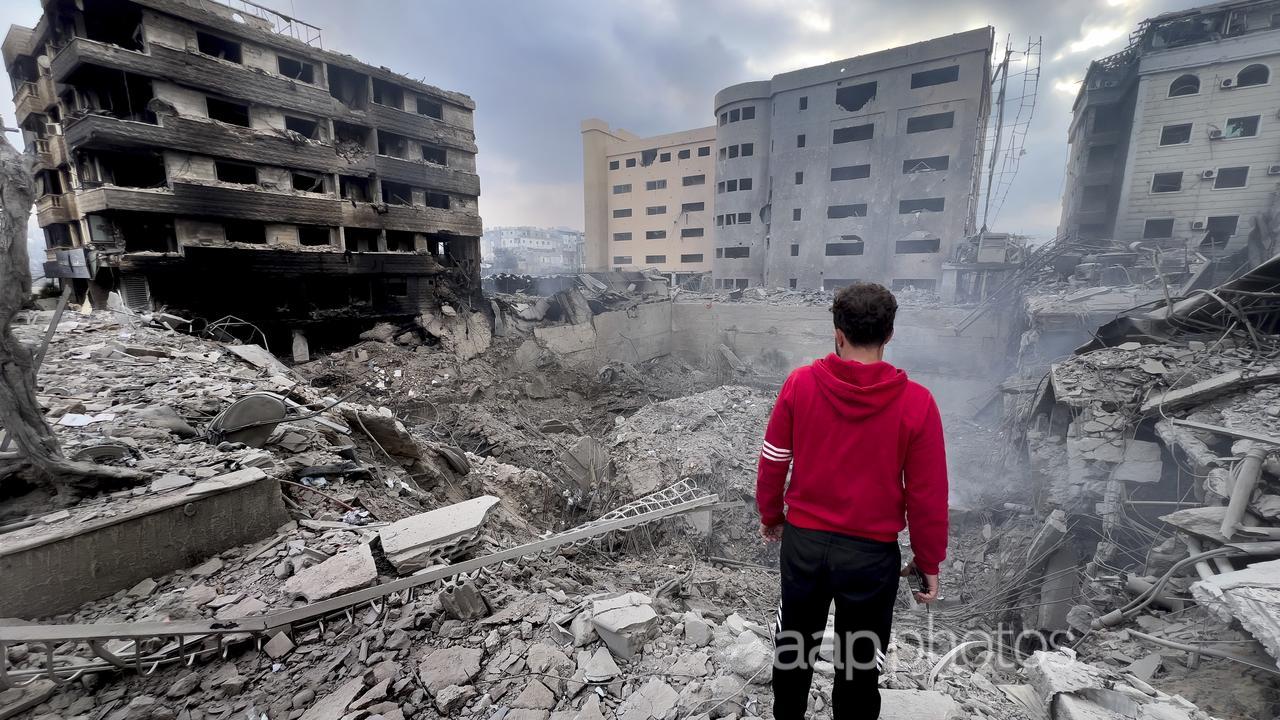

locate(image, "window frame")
(1212, 166), (1250, 190)
(1150, 171), (1184, 194)
(1142, 218), (1175, 239)
(1222, 115), (1260, 139)
(1236, 64), (1270, 88)
(1158, 123), (1193, 146)
(1168, 74), (1200, 97)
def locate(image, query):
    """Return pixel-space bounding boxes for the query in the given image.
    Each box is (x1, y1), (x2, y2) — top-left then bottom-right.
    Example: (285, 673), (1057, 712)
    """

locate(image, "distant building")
(581, 121), (715, 283)
(482, 226), (583, 275)
(1059, 0), (1280, 266)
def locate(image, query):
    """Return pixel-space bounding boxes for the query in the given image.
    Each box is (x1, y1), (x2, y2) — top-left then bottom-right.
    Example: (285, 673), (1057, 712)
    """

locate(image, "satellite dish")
(36, 55), (51, 70)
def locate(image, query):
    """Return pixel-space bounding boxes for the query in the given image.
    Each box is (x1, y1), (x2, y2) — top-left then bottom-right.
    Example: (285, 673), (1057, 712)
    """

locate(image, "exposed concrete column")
(581, 119), (617, 272)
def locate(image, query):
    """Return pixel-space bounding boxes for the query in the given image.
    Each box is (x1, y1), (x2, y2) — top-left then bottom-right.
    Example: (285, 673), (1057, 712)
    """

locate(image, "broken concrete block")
(615, 677), (678, 720)
(1190, 558), (1280, 663)
(723, 630), (772, 684)
(590, 592), (658, 660)
(0, 680), (55, 720)
(434, 684), (476, 714)
(512, 679), (557, 710)
(379, 496), (499, 573)
(668, 649), (710, 678)
(1114, 440), (1163, 484)
(1068, 435), (1126, 464)
(149, 474), (194, 493)
(263, 631), (294, 659)
(166, 672), (201, 698)
(559, 436), (612, 492)
(417, 646), (483, 694)
(439, 582), (489, 620)
(340, 406), (421, 459)
(226, 343), (290, 375)
(1025, 651), (1108, 704)
(879, 689), (961, 719)
(581, 646), (621, 683)
(683, 612), (712, 647)
(299, 676), (365, 720)
(282, 543), (377, 602)
(127, 577), (157, 598)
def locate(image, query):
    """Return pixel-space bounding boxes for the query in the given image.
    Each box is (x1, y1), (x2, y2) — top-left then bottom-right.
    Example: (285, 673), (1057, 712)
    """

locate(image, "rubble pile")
(674, 285), (944, 307)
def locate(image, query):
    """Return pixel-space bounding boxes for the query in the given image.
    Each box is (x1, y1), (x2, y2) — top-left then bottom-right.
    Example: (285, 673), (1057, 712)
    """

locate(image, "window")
(1086, 145), (1115, 171)
(214, 161), (256, 185)
(197, 32), (241, 63)
(717, 215), (725, 226)
(727, 180), (738, 192)
(728, 145), (738, 159)
(681, 253), (703, 263)
(277, 56), (315, 83)
(1237, 64), (1269, 87)
(790, 244), (799, 257)
(645, 179), (667, 190)
(416, 98), (443, 119)
(660, 152), (671, 162)
(724, 247), (749, 258)
(1080, 184), (1110, 210)
(371, 79), (404, 108)
(715, 249), (723, 258)
(641, 149), (658, 166)
(681, 202), (704, 212)
(826, 239), (865, 256)
(895, 236), (940, 253)
(739, 178), (753, 191)
(828, 204), (867, 218)
(906, 112), (954, 134)
(645, 231), (666, 239)
(613, 208), (632, 218)
(742, 106), (756, 120)
(789, 279), (798, 289)
(206, 97), (250, 127)
(1203, 216), (1239, 248)
(795, 171), (804, 184)
(646, 205), (666, 215)
(422, 144), (447, 165)
(799, 96), (808, 110)
(831, 164), (871, 181)
(1214, 166), (1249, 189)
(645, 255), (666, 264)
(1168, 74), (1199, 97)
(793, 208), (802, 221)
(719, 112), (728, 126)
(833, 124), (874, 144)
(835, 81), (877, 112)
(284, 115), (320, 139)
(1224, 115), (1259, 138)
(678, 149), (691, 159)
(613, 232), (632, 241)
(1093, 104), (1123, 133)
(900, 197), (946, 213)
(797, 134), (806, 148)
(719, 147), (727, 160)
(613, 255), (632, 264)
(730, 109), (740, 122)
(609, 160), (620, 170)
(682, 174), (705, 186)
(224, 220), (266, 244)
(717, 182), (726, 193)
(698, 146), (710, 157)
(625, 158), (636, 168)
(1151, 172), (1183, 193)
(911, 66), (959, 88)
(425, 191), (450, 209)
(298, 226), (330, 247)
(1143, 218), (1175, 238)
(613, 184), (631, 194)
(737, 212), (751, 224)
(742, 143), (754, 156)
(292, 171), (324, 192)
(1160, 123), (1192, 145)
(903, 156), (949, 173)
(681, 228), (704, 238)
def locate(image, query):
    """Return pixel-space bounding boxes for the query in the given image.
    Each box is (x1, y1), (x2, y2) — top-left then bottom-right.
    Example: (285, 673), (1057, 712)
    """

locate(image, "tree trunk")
(0, 135), (146, 494)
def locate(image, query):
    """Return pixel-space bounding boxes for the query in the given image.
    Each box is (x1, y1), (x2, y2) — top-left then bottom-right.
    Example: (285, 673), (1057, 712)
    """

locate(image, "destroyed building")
(2, 0), (482, 351)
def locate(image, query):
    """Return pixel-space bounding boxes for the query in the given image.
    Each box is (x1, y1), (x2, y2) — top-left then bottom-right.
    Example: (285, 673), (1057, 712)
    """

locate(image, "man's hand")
(900, 561), (940, 605)
(760, 523), (783, 543)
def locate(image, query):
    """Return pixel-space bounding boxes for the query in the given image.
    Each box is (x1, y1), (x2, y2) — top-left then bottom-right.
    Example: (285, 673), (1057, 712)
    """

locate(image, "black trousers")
(773, 523), (900, 720)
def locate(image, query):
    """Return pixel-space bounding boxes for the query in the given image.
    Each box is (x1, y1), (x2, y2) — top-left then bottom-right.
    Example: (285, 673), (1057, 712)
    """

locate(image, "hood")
(810, 353), (909, 420)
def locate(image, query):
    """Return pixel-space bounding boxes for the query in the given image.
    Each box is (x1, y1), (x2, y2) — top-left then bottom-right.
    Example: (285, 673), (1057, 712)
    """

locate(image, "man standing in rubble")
(757, 281), (948, 719)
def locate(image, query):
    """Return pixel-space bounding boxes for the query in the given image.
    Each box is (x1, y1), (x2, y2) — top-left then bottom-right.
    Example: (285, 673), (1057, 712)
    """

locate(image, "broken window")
(284, 115), (321, 140)
(44, 223), (75, 250)
(1150, 172), (1182, 193)
(421, 144), (448, 165)
(381, 180), (414, 206)
(1080, 184), (1110, 210)
(1168, 74), (1199, 96)
(911, 66), (959, 88)
(609, 160), (620, 170)
(1202, 215), (1239, 248)
(1159, 123), (1192, 145)
(641, 149), (658, 166)
(386, 230), (416, 252)
(646, 205), (666, 215)
(206, 97), (251, 127)
(797, 134), (806, 148)
(1142, 218), (1175, 238)
(197, 32), (242, 63)
(425, 191), (450, 209)
(1086, 145), (1116, 171)
(826, 239), (865, 256)
(277, 56), (315, 84)
(224, 219), (266, 244)
(903, 156), (949, 173)
(891, 279), (936, 292)
(101, 212), (175, 253)
(906, 112), (954, 134)
(371, 78), (405, 108)
(645, 231), (666, 239)
(833, 124), (875, 143)
(895, 236), (941, 253)
(613, 208), (632, 218)
(831, 164), (871, 181)
(345, 228), (380, 252)
(795, 171), (804, 184)
(215, 161), (257, 185)
(339, 175), (371, 201)
(678, 149), (691, 159)
(614, 232), (632, 241)
(682, 228), (704, 238)
(682, 174), (705, 186)
(681, 202), (704, 212)
(723, 247), (749, 258)
(645, 255), (666, 264)
(67, 67), (157, 123)
(334, 121), (371, 152)
(377, 131), (410, 158)
(416, 97), (443, 119)
(385, 277), (409, 296)
(1091, 105), (1123, 133)
(1237, 64), (1269, 87)
(681, 253), (703, 263)
(1224, 115), (1259, 138)
(328, 65), (369, 110)
(613, 184), (631, 194)
(835, 81), (877, 112)
(83, 1), (143, 51)
(83, 150), (166, 188)
(1214, 166), (1249, 189)
(899, 197), (945, 213)
(291, 171), (325, 193)
(613, 255), (632, 264)
(645, 179), (667, 190)
(828, 204), (867, 218)
(298, 225), (331, 246)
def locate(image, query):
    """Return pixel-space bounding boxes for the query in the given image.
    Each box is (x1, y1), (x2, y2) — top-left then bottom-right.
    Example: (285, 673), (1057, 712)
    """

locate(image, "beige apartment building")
(581, 120), (715, 281)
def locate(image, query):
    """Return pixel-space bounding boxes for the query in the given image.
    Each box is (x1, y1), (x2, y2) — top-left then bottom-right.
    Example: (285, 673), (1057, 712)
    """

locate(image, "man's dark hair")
(831, 282), (897, 346)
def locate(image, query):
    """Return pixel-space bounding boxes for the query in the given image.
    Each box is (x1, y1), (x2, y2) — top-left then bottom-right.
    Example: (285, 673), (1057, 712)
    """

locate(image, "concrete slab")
(592, 592), (657, 660)
(282, 543), (377, 602)
(379, 495), (499, 573)
(1114, 440), (1163, 484)
(1191, 559), (1280, 665)
(879, 689), (960, 719)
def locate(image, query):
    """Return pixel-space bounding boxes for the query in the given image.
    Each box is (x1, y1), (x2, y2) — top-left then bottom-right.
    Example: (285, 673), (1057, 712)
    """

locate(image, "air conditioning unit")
(1221, 78), (1235, 88)
(1103, 79), (1118, 88)
(1208, 128), (1224, 140)
(1190, 219), (1207, 230)
(1201, 169), (1217, 180)
(44, 122), (61, 136)
(1268, 164), (1280, 176)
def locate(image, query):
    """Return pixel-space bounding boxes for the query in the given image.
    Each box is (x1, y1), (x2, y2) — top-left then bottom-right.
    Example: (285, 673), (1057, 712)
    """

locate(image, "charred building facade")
(3, 0), (482, 349)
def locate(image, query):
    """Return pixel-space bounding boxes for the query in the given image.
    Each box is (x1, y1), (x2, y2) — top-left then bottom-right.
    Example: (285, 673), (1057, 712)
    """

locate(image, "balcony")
(373, 154), (480, 196)
(342, 201), (481, 237)
(76, 182), (344, 226)
(35, 193), (75, 225)
(13, 81), (44, 123)
(369, 103), (477, 154)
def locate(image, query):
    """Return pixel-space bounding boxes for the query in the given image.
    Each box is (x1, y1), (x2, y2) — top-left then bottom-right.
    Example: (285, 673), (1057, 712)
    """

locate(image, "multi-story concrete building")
(713, 28), (993, 291)
(481, 225), (583, 275)
(1060, 0), (1280, 267)
(580, 121), (715, 283)
(4, 0), (481, 350)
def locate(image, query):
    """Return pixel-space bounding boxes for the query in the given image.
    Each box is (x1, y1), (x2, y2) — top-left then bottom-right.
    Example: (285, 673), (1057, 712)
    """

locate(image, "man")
(757, 282), (948, 720)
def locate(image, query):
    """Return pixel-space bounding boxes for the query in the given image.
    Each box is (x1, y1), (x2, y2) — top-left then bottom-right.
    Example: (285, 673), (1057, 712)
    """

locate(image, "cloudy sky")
(1, 0), (1202, 262)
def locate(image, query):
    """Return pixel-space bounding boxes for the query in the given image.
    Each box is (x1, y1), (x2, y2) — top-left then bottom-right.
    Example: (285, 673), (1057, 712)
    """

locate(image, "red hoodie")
(756, 353), (949, 574)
